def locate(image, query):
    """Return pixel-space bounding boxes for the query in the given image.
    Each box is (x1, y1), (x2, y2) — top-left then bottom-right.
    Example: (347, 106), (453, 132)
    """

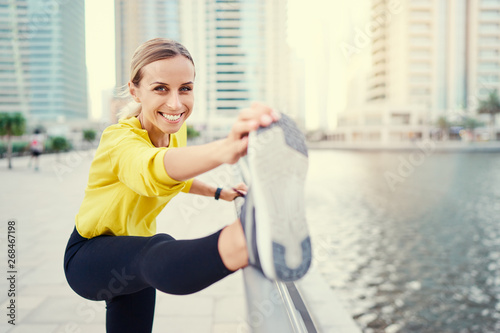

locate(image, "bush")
(48, 136), (71, 153)
(187, 125), (200, 139)
(13, 141), (29, 154)
(83, 129), (97, 143)
(0, 141), (29, 158)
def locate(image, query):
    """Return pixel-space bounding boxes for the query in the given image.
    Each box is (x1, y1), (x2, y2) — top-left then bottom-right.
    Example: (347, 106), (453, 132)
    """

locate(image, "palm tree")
(478, 90), (500, 141)
(0, 112), (26, 169)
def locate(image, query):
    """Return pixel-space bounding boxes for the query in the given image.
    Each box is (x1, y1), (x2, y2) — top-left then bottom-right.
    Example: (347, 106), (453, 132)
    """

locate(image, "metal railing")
(241, 266), (314, 332)
(233, 176), (318, 332)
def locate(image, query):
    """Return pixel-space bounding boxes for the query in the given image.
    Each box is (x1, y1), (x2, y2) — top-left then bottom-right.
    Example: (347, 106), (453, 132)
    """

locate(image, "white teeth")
(161, 113), (182, 121)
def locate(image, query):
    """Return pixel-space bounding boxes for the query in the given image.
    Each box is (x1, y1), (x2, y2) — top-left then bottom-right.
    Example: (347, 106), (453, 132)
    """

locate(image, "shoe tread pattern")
(251, 113), (311, 281)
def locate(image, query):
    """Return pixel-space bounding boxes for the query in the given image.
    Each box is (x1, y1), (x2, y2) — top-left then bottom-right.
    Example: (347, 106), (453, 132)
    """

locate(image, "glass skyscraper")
(180, 0), (292, 137)
(0, 0), (88, 122)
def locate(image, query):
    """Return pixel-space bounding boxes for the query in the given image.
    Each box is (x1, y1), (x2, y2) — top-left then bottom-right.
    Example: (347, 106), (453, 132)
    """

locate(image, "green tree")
(0, 112), (26, 169)
(82, 129), (97, 148)
(478, 90), (500, 141)
(436, 116), (450, 141)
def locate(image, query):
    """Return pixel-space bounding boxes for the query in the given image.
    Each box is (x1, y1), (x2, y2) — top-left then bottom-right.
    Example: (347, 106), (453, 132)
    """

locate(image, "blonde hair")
(117, 38), (195, 120)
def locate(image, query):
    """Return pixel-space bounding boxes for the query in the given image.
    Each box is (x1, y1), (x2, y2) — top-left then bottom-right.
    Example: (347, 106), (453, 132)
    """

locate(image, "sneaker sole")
(247, 115), (311, 281)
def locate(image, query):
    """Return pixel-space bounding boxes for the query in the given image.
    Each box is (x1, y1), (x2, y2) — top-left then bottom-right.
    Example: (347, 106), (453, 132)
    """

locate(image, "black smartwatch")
(215, 187), (223, 200)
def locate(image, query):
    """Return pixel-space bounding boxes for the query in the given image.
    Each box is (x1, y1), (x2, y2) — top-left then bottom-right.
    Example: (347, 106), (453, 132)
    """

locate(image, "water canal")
(306, 149), (500, 332)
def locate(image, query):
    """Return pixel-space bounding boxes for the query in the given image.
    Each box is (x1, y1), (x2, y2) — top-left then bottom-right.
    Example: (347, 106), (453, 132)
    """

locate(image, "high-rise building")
(468, 0), (500, 111)
(114, 0), (181, 88)
(0, 0), (88, 122)
(114, 0), (297, 137)
(335, 0), (500, 143)
(179, 0), (293, 138)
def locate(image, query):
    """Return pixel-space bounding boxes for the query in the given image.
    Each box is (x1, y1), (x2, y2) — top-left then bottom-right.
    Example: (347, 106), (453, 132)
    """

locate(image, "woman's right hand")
(223, 102), (280, 164)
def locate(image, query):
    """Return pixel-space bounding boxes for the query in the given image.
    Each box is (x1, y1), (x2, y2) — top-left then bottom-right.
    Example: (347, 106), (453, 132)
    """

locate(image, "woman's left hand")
(221, 182), (248, 201)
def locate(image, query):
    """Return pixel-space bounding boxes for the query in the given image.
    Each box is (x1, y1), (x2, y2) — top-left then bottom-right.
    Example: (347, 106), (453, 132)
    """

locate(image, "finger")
(231, 119), (259, 139)
(231, 187), (246, 197)
(234, 182), (247, 191)
(239, 102), (274, 121)
(235, 183), (248, 193)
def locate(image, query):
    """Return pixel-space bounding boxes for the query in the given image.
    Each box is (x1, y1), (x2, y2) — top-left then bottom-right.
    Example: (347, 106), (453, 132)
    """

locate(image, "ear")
(128, 81), (141, 103)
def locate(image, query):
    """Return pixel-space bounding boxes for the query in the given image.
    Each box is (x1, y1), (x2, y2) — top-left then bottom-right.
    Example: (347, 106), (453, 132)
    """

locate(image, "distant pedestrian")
(29, 129), (44, 171)
(63, 38), (310, 333)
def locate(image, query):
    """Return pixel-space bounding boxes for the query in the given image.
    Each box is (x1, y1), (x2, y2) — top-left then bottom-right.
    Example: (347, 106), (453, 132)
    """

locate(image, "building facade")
(179, 0), (293, 138)
(0, 0), (88, 123)
(335, 0), (500, 143)
(115, 0), (181, 88)
(115, 0), (297, 138)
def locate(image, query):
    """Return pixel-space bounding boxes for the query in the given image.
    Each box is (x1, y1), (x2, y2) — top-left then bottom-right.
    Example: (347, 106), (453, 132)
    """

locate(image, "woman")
(64, 38), (310, 332)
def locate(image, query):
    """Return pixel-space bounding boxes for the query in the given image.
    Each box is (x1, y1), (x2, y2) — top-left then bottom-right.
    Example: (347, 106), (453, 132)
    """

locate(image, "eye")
(180, 86), (193, 92)
(154, 86), (168, 92)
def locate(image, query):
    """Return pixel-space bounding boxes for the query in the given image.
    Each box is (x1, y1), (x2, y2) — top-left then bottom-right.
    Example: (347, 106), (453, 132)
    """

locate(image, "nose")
(165, 92), (182, 110)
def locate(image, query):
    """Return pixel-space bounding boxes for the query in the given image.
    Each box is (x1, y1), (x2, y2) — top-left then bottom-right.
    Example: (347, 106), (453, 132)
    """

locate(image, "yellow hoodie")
(75, 117), (193, 238)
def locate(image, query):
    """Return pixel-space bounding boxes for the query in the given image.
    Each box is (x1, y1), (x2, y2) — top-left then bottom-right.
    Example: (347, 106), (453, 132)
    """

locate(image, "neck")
(137, 114), (170, 147)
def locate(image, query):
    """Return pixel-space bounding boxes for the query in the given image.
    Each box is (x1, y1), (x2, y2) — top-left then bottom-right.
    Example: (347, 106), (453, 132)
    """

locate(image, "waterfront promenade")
(0, 151), (360, 333)
(307, 139), (500, 152)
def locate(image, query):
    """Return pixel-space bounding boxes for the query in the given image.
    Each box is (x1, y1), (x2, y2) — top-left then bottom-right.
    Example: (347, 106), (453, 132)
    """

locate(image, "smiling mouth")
(159, 112), (184, 122)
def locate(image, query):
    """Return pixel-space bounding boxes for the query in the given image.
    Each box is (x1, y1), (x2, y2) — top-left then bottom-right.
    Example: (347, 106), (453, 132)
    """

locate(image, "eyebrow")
(149, 81), (194, 86)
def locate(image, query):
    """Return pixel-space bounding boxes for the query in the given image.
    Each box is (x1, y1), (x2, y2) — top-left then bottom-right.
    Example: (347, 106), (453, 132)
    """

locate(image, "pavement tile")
(6, 324), (59, 333)
(54, 323), (106, 333)
(213, 295), (247, 323)
(152, 315), (212, 333)
(212, 322), (245, 333)
(24, 296), (106, 325)
(155, 294), (214, 317)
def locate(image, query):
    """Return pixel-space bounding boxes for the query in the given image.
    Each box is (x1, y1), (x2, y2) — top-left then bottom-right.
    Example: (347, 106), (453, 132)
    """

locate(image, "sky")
(85, 0), (370, 129)
(85, 0), (115, 121)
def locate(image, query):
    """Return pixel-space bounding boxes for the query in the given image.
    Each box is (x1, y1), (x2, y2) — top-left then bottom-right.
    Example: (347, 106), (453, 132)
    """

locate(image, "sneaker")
(238, 113), (311, 281)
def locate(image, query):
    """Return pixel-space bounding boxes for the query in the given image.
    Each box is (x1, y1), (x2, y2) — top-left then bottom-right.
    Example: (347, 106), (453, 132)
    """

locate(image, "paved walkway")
(0, 151), (360, 333)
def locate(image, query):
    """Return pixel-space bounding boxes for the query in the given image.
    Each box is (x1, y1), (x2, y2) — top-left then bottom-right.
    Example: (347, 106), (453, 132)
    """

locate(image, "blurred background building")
(0, 0), (88, 126)
(114, 0), (181, 88)
(113, 0), (300, 138)
(333, 0), (500, 144)
(3, 0), (498, 147)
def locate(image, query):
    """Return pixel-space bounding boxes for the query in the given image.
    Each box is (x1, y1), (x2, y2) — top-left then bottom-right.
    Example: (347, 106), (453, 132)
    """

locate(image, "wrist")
(216, 138), (233, 164)
(214, 186), (223, 200)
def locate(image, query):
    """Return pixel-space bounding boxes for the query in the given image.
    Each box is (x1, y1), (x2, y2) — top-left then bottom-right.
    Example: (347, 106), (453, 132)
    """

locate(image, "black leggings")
(64, 227), (233, 333)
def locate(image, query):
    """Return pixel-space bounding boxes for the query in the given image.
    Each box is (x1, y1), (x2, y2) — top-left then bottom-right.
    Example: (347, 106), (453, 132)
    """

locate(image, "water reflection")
(306, 150), (500, 333)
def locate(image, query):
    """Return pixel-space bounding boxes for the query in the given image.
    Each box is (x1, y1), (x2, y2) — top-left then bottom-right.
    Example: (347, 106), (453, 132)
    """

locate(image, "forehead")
(141, 56), (195, 83)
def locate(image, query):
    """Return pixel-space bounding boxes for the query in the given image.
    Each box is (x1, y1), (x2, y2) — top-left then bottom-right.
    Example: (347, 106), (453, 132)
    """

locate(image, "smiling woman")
(62, 38), (290, 333)
(126, 41), (196, 147)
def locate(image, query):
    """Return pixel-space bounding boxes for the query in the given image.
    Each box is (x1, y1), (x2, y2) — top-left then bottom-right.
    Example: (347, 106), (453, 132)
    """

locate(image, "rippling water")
(305, 150), (500, 333)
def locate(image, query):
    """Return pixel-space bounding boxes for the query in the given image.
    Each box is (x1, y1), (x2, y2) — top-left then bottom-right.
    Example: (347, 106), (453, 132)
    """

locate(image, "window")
(479, 49), (499, 58)
(478, 62), (499, 70)
(410, 36), (431, 45)
(410, 49), (431, 57)
(410, 23), (430, 32)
